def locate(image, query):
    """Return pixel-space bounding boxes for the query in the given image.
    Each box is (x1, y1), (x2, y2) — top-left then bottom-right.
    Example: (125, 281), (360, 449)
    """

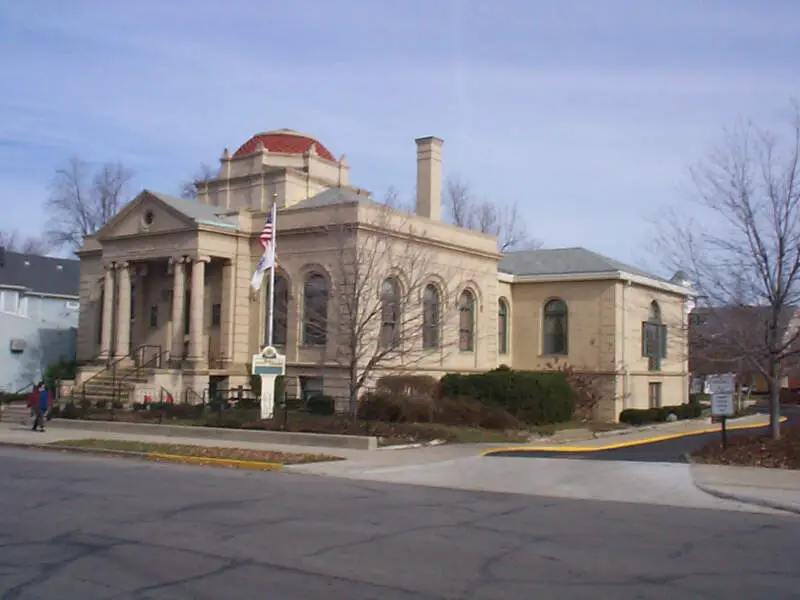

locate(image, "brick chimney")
(415, 136), (443, 221)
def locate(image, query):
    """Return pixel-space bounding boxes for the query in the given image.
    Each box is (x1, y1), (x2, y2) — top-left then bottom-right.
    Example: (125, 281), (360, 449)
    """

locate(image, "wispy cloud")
(0, 0), (798, 266)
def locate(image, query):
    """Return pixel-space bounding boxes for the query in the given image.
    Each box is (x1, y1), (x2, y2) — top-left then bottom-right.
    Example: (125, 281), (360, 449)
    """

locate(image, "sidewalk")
(689, 463), (800, 515)
(2, 419), (797, 515)
(0, 422), (371, 462)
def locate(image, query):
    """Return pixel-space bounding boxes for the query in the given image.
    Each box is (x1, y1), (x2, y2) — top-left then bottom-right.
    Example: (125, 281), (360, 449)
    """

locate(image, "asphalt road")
(488, 405), (800, 463)
(2, 447), (799, 599)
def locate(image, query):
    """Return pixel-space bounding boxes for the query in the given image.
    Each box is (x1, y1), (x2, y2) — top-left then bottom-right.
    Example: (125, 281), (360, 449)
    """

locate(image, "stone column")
(114, 262), (132, 358)
(98, 263), (115, 360)
(220, 260), (235, 365)
(188, 256), (209, 362)
(170, 256), (187, 362)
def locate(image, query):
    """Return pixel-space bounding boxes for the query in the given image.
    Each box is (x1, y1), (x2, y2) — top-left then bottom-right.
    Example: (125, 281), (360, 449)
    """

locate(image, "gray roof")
(290, 187), (377, 209)
(0, 249), (79, 297)
(146, 190), (239, 229)
(499, 247), (667, 281)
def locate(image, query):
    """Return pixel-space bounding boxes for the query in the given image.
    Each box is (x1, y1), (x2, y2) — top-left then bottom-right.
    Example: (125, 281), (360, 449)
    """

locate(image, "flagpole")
(267, 197), (278, 347)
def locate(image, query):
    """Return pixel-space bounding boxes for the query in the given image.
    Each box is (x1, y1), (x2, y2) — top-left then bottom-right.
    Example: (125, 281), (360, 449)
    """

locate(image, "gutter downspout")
(621, 278), (631, 409)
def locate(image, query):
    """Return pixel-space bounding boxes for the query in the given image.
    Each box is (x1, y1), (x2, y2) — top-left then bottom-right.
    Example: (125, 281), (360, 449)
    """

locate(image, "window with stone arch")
(422, 283), (441, 349)
(642, 300), (667, 371)
(264, 274), (289, 346)
(380, 277), (402, 349)
(458, 289), (476, 352)
(498, 297), (509, 355)
(543, 299), (568, 356)
(302, 271), (329, 346)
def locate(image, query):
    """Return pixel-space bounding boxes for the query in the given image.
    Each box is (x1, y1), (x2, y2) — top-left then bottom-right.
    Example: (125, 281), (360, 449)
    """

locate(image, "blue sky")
(1, 0), (798, 269)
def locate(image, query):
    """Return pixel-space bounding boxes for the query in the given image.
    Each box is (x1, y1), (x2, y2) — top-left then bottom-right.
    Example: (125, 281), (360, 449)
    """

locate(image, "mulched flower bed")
(691, 424), (800, 469)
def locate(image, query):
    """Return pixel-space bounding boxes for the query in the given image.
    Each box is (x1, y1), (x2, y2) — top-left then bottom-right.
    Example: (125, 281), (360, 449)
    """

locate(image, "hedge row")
(619, 403), (704, 425)
(439, 368), (576, 425)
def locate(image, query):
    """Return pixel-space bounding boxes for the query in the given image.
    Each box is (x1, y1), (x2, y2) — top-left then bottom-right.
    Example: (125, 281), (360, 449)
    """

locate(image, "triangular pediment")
(95, 191), (198, 241)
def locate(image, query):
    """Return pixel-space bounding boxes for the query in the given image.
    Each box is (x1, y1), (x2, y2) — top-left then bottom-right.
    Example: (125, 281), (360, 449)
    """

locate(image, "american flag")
(259, 212), (273, 253)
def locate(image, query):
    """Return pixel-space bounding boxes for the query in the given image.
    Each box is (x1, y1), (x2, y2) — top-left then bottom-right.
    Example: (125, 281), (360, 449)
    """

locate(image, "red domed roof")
(233, 129), (335, 161)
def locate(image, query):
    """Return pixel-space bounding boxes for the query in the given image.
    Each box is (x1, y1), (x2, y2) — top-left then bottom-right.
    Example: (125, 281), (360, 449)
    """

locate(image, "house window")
(0, 290), (20, 314)
(211, 303), (221, 327)
(649, 382), (662, 409)
(642, 301), (667, 371)
(498, 298), (509, 355)
(300, 376), (324, 402)
(422, 284), (440, 349)
(302, 272), (328, 346)
(149, 305), (158, 328)
(380, 277), (401, 349)
(17, 296), (28, 317)
(543, 299), (568, 355)
(458, 290), (476, 352)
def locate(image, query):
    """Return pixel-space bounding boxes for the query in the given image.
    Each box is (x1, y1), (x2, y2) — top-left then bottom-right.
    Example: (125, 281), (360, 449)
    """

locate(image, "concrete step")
(1, 403), (32, 425)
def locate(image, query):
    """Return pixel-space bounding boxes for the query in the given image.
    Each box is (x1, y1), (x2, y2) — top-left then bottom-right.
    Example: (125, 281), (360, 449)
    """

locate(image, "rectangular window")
(641, 322), (667, 371)
(211, 303), (221, 327)
(0, 290), (19, 314)
(299, 377), (324, 402)
(648, 382), (662, 409)
(149, 305), (158, 328)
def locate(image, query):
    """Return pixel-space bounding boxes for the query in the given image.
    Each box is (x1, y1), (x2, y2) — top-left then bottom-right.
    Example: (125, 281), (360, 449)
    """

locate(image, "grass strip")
(48, 438), (343, 465)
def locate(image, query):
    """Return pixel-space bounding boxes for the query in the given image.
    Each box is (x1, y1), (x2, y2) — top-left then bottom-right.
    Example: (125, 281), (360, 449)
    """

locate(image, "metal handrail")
(81, 344), (163, 407)
(112, 348), (169, 407)
(183, 387), (206, 405)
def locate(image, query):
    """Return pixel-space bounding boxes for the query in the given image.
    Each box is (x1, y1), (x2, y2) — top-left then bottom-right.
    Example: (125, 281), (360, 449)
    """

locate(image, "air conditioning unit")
(9, 338), (26, 353)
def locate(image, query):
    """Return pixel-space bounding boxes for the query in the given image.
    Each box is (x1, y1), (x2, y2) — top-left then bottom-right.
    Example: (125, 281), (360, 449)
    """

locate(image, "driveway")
(486, 405), (800, 463)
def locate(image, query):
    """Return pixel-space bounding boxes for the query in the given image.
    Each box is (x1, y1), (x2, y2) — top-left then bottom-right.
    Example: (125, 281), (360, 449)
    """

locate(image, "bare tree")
(657, 103), (800, 439)
(180, 163), (217, 200)
(378, 186), (415, 213)
(46, 156), (134, 250)
(445, 176), (539, 252)
(304, 202), (467, 415)
(0, 230), (49, 254)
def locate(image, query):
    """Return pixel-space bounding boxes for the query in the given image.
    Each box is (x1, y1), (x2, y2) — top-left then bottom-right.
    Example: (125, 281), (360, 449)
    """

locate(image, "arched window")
(543, 299), (568, 355)
(422, 284), (440, 349)
(642, 300), (666, 371)
(303, 272), (328, 346)
(380, 277), (401, 349)
(265, 275), (289, 346)
(459, 290), (476, 352)
(498, 298), (509, 355)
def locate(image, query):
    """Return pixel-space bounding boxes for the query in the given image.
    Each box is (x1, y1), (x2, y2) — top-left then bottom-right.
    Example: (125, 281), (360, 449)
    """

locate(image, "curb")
(684, 454), (800, 516)
(480, 417), (788, 456)
(0, 441), (284, 472)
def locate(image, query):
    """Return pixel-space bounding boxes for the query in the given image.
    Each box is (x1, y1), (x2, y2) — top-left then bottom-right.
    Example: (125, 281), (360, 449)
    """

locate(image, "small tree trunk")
(769, 373), (782, 441)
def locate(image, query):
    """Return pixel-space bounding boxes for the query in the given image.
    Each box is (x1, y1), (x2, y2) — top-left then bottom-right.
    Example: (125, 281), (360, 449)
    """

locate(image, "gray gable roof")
(0, 249), (79, 297)
(499, 247), (667, 281)
(289, 187), (377, 209)
(146, 190), (239, 229)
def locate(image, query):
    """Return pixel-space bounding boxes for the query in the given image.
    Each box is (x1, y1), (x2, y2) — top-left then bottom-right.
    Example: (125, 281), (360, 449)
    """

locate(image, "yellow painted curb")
(481, 417), (789, 456)
(146, 452), (284, 471)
